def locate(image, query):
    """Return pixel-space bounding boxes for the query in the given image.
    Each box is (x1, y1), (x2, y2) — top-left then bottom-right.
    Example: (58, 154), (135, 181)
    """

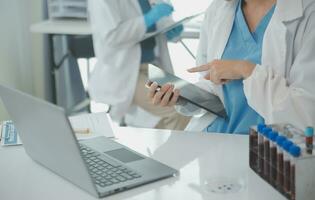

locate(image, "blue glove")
(166, 24), (184, 41)
(144, 3), (174, 29)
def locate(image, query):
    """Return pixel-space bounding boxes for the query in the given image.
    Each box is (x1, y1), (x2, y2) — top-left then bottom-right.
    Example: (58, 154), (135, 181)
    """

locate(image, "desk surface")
(30, 19), (91, 35)
(30, 19), (200, 39)
(0, 128), (285, 200)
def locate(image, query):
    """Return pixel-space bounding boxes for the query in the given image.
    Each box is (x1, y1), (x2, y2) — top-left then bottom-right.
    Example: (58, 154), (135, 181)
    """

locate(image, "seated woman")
(147, 0), (315, 134)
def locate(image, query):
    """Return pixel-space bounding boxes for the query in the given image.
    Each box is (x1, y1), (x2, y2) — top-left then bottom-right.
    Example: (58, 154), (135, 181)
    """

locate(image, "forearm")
(243, 65), (315, 129)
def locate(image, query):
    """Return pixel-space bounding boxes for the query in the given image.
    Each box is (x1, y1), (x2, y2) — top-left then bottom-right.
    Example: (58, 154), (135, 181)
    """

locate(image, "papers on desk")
(68, 112), (115, 140)
(142, 12), (204, 41)
(0, 121), (22, 146)
(0, 113), (114, 146)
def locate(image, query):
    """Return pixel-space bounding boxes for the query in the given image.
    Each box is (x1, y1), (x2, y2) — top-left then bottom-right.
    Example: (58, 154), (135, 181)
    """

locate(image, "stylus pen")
(180, 40), (196, 59)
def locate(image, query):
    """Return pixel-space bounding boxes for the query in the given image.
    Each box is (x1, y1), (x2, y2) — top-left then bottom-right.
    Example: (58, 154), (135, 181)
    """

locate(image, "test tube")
(276, 136), (286, 192)
(289, 145), (301, 200)
(258, 124), (267, 174)
(249, 125), (260, 171)
(283, 140), (294, 197)
(269, 131), (279, 186)
(305, 127), (314, 154)
(263, 127), (272, 180)
(285, 126), (305, 148)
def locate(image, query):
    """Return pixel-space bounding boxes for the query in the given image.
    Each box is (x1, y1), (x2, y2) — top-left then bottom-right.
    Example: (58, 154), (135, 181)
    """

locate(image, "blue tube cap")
(257, 124), (266, 132)
(283, 140), (294, 152)
(269, 131), (279, 142)
(289, 145), (301, 157)
(262, 127), (272, 136)
(305, 127), (314, 137)
(276, 136), (286, 146)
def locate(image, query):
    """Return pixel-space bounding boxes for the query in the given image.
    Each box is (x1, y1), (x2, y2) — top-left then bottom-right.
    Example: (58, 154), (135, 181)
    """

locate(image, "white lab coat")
(88, 0), (173, 121)
(185, 0), (315, 132)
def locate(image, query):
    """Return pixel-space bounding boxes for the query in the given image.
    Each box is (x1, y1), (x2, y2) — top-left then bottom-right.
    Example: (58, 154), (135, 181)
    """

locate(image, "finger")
(166, 30), (175, 39)
(208, 71), (217, 84)
(148, 82), (159, 98)
(160, 85), (174, 106)
(145, 80), (153, 88)
(221, 79), (229, 84)
(169, 89), (180, 106)
(204, 66), (215, 80)
(211, 75), (222, 85)
(208, 68), (221, 84)
(160, 85), (174, 107)
(187, 64), (210, 73)
(174, 25), (183, 33)
(152, 84), (171, 105)
(178, 25), (184, 32)
(160, 83), (172, 93)
(203, 73), (211, 80)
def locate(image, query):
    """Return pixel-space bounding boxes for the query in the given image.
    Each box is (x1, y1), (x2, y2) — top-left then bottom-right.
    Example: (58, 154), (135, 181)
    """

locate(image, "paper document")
(142, 12), (204, 41)
(69, 112), (115, 140)
(0, 121), (23, 146)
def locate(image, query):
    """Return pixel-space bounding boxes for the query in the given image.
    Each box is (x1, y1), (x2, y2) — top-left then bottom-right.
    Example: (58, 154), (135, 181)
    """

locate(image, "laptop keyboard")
(79, 144), (142, 188)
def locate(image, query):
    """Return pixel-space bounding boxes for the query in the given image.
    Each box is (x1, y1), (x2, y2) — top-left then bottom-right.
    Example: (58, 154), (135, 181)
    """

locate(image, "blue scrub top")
(206, 0), (276, 134)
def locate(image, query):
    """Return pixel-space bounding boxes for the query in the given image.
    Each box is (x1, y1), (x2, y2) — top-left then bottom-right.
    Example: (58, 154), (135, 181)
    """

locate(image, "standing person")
(88, 0), (190, 130)
(147, 0), (315, 133)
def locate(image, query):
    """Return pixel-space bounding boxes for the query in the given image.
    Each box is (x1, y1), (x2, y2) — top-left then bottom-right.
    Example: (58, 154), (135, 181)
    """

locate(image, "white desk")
(30, 19), (200, 39)
(0, 128), (285, 200)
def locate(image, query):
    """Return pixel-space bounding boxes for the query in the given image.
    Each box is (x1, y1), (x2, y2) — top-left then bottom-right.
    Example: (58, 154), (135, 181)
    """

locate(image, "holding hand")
(166, 24), (184, 41)
(144, 3), (174, 29)
(146, 81), (180, 107)
(188, 60), (255, 85)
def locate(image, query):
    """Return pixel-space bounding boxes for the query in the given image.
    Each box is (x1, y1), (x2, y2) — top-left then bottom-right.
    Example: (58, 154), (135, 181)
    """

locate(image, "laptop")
(0, 85), (178, 198)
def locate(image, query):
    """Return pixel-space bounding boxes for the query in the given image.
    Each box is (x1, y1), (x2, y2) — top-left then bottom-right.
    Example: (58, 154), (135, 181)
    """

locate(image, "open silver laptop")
(0, 85), (178, 198)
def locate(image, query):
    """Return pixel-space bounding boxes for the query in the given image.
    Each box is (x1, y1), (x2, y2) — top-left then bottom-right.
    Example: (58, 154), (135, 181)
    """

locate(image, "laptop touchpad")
(105, 148), (144, 163)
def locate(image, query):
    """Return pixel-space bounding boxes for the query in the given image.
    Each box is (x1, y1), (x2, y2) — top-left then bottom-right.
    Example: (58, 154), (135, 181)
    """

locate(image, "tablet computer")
(148, 65), (227, 118)
(142, 12), (204, 41)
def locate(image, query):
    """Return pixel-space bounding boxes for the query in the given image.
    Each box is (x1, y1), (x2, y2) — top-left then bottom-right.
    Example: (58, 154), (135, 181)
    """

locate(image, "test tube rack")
(249, 125), (315, 200)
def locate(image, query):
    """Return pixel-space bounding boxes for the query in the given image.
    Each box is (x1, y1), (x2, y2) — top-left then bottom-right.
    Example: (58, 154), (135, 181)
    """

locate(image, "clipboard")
(142, 12), (204, 41)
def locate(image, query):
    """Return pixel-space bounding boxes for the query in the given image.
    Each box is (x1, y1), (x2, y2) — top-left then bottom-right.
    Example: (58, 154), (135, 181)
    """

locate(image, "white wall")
(169, 0), (213, 83)
(0, 0), (44, 121)
(171, 0), (211, 18)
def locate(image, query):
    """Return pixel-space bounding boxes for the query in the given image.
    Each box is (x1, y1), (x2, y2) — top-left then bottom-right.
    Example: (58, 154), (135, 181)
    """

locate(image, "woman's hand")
(166, 24), (184, 41)
(187, 60), (255, 85)
(146, 81), (180, 107)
